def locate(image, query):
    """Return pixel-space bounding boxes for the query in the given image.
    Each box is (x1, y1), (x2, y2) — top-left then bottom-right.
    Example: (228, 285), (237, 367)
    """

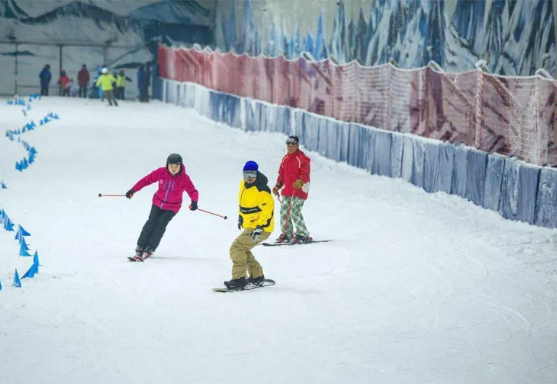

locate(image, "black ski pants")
(137, 204), (176, 251)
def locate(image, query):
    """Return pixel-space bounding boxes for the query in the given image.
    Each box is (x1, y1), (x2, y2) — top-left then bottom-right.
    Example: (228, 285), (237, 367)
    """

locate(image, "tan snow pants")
(230, 228), (270, 280)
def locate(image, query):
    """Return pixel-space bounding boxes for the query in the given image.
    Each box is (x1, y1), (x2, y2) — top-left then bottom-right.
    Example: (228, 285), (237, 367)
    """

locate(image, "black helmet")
(167, 153), (182, 165)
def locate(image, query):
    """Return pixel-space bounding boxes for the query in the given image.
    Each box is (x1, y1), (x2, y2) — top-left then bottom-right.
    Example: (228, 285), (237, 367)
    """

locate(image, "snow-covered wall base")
(161, 79), (557, 230)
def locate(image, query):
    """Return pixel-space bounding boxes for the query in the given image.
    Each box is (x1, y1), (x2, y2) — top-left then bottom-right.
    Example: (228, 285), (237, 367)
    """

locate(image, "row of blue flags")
(1, 93), (45, 290)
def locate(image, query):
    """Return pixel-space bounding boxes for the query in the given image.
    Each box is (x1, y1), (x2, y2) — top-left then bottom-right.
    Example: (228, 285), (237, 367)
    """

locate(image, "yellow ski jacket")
(238, 172), (274, 232)
(96, 74), (116, 91)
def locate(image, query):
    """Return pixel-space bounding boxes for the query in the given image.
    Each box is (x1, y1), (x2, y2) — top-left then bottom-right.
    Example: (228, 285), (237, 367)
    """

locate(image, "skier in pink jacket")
(126, 153), (199, 260)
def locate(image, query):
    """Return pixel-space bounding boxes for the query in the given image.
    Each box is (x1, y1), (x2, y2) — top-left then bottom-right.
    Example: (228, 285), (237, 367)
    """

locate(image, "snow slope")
(0, 97), (556, 383)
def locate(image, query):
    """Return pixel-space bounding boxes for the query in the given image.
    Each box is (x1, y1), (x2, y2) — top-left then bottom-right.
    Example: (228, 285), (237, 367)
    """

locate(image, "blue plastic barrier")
(465, 149), (488, 206)
(499, 158), (519, 221)
(483, 154), (506, 212)
(535, 168), (557, 228)
(411, 140), (425, 189)
(347, 123), (363, 169)
(517, 164), (540, 225)
(423, 141), (439, 193)
(362, 128), (376, 173)
(435, 143), (454, 194)
(338, 122), (350, 164)
(451, 146), (468, 198)
(303, 113), (320, 153)
(401, 136), (413, 183)
(373, 130), (392, 177)
(390, 134), (404, 179)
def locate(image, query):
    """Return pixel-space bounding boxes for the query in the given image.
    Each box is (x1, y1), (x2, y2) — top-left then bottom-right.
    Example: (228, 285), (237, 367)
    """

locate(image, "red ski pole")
(98, 193), (126, 197)
(196, 208), (228, 220)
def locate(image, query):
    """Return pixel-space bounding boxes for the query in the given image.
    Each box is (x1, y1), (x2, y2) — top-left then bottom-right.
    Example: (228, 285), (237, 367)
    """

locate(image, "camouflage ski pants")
(279, 196), (308, 237)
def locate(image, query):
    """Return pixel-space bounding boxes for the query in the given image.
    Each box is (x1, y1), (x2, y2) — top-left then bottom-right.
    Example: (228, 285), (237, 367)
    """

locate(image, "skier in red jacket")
(126, 153), (199, 260)
(273, 136), (312, 243)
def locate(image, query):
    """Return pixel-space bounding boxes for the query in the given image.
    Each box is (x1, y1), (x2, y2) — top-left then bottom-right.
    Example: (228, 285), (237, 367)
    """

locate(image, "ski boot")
(138, 246), (154, 262)
(247, 275), (265, 286)
(224, 277), (247, 290)
(275, 233), (292, 244)
(293, 234), (313, 244)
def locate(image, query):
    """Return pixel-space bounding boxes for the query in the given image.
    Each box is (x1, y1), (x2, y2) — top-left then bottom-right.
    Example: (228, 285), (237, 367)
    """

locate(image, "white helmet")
(101, 67), (108, 74)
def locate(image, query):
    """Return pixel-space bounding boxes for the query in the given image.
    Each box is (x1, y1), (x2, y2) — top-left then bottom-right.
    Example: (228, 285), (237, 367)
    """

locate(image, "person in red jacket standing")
(57, 70), (71, 96)
(77, 64), (90, 98)
(125, 153), (199, 261)
(273, 136), (312, 243)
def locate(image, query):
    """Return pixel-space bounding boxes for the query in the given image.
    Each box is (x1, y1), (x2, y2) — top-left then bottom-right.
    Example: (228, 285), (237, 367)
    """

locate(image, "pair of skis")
(262, 239), (333, 247)
(127, 254), (152, 262)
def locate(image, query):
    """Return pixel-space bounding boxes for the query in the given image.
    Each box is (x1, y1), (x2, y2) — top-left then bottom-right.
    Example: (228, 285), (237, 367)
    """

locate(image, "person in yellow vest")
(95, 68), (118, 106)
(225, 161), (274, 290)
(115, 68), (132, 100)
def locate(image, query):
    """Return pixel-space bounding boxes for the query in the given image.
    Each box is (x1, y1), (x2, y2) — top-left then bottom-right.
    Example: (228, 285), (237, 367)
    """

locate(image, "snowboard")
(213, 279), (276, 293)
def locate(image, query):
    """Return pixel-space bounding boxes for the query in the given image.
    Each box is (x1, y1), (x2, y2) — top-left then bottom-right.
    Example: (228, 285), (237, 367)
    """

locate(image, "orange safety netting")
(159, 46), (557, 167)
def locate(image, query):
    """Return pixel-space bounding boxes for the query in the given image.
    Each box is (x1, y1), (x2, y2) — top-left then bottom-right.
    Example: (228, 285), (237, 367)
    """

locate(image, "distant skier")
(273, 136), (312, 243)
(95, 68), (118, 106)
(39, 64), (51, 96)
(115, 68), (132, 100)
(225, 161), (274, 290)
(126, 153), (199, 261)
(77, 64), (90, 98)
(57, 70), (71, 96)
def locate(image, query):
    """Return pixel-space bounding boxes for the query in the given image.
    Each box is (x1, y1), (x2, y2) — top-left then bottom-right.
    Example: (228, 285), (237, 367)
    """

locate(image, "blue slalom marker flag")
(13, 269), (21, 287)
(18, 225), (31, 236)
(19, 242), (31, 257)
(20, 237), (30, 250)
(5, 217), (14, 231)
(33, 251), (39, 264)
(33, 251), (40, 273)
(0, 276), (2, 290)
(22, 263), (36, 279)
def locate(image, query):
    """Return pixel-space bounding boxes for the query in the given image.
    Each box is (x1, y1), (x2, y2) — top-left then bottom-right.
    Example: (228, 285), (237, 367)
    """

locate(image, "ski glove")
(272, 185), (280, 196)
(189, 201), (198, 211)
(237, 215), (243, 230)
(125, 189), (134, 199)
(293, 180), (303, 189)
(251, 226), (263, 243)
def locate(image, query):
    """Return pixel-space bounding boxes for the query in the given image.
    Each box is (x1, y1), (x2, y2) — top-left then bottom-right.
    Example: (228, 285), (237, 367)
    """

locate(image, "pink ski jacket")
(131, 166), (199, 213)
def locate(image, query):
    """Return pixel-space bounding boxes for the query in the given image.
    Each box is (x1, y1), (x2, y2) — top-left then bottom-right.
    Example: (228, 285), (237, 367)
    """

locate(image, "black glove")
(125, 189), (134, 199)
(189, 201), (198, 211)
(237, 215), (243, 230)
(251, 226), (263, 243)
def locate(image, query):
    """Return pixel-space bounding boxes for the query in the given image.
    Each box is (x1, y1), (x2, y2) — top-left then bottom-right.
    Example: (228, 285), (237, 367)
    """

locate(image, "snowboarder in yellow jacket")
(96, 68), (118, 106)
(225, 161), (274, 290)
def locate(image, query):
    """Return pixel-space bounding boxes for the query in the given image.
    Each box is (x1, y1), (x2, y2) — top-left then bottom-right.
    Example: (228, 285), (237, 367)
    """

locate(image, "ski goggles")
(286, 137), (299, 145)
(243, 171), (258, 179)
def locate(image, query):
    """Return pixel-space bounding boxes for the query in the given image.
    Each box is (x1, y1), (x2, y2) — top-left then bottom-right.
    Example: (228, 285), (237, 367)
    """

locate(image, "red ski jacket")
(276, 150), (311, 200)
(131, 166), (198, 213)
(77, 69), (90, 86)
